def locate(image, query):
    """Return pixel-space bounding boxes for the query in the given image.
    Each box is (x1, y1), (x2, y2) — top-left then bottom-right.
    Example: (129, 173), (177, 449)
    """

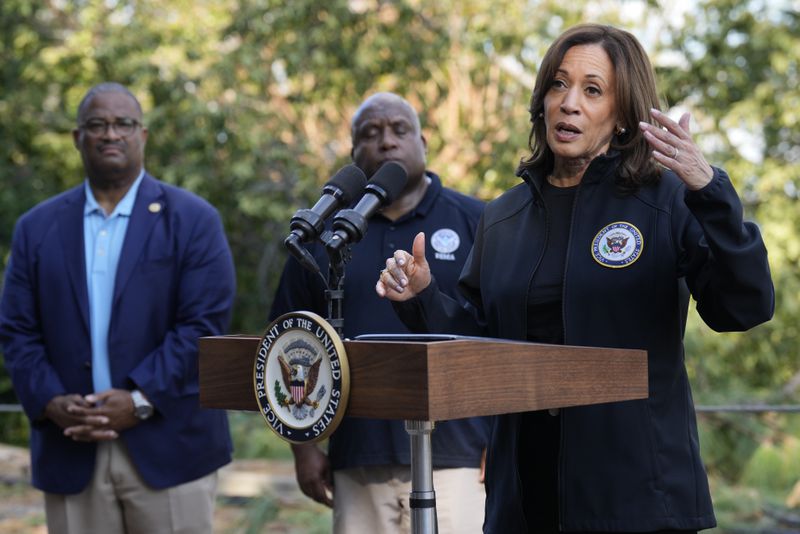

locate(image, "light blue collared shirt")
(84, 170), (144, 393)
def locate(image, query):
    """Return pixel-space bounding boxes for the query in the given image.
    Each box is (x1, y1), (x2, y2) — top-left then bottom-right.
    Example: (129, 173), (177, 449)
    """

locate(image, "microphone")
(325, 161), (409, 253)
(284, 164), (367, 273)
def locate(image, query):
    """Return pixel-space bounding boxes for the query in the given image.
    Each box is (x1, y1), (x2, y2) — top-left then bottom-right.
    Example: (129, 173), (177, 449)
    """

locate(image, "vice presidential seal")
(253, 311), (350, 443)
(591, 221), (644, 268)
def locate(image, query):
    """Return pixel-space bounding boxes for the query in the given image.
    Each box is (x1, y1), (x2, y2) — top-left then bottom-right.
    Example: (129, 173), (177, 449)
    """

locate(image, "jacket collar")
(520, 150), (621, 200)
(57, 185), (90, 334)
(54, 173), (165, 331)
(113, 173), (165, 308)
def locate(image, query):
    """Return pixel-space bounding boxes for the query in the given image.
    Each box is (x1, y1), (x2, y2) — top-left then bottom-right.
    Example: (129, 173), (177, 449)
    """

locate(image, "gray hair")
(77, 82), (143, 124)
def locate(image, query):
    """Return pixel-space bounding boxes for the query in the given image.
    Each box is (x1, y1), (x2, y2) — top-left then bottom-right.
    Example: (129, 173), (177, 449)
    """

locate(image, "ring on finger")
(672, 146), (679, 159)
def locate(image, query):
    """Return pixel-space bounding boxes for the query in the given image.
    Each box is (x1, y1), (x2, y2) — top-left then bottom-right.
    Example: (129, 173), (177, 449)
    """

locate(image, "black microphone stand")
(321, 230), (349, 339)
(320, 231), (440, 534)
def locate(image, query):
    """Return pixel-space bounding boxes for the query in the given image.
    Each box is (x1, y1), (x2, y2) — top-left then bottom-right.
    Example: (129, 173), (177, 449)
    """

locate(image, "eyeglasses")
(80, 118), (142, 137)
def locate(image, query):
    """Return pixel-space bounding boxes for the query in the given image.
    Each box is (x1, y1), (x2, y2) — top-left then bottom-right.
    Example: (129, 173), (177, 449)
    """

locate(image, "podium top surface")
(199, 335), (648, 421)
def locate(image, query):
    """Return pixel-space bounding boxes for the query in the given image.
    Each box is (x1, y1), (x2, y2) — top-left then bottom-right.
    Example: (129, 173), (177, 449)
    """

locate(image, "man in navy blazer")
(0, 82), (235, 533)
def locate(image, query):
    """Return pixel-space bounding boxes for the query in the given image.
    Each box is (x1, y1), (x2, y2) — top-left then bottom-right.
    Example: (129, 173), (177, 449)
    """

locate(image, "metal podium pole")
(405, 420), (438, 534)
(322, 227), (438, 532)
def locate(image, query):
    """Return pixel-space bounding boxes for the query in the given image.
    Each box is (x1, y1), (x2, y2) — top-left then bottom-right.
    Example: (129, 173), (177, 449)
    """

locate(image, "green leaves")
(661, 0), (799, 403)
(1, 7), (798, 524)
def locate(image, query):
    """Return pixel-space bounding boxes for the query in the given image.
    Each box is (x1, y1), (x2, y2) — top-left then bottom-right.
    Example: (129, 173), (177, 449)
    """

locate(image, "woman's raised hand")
(375, 231), (432, 301)
(641, 108), (714, 191)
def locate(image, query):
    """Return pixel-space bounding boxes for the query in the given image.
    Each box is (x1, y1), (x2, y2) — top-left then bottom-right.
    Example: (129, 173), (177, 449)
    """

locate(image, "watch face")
(132, 391), (154, 419)
(135, 404), (153, 419)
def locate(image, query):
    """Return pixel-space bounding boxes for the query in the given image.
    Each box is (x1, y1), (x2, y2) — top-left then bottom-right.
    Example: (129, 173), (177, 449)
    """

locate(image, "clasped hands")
(45, 389), (140, 442)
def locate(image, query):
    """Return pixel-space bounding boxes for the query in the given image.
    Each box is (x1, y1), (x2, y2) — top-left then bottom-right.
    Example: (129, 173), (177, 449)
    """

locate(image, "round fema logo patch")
(253, 311), (350, 443)
(431, 228), (460, 261)
(431, 228), (460, 253)
(591, 221), (644, 268)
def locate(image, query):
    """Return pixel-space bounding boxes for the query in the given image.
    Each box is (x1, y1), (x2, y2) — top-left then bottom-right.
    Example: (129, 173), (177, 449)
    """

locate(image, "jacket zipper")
(557, 181), (582, 530)
(516, 187), (549, 533)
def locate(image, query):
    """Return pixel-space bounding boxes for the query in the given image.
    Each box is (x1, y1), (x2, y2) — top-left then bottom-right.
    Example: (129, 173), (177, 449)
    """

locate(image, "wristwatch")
(131, 389), (154, 420)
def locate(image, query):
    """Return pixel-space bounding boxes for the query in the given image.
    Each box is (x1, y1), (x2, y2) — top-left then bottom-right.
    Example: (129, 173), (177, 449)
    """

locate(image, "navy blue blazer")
(0, 173), (235, 494)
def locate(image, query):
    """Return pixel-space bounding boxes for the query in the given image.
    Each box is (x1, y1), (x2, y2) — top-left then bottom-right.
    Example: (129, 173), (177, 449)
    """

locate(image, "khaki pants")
(333, 465), (485, 534)
(45, 440), (218, 534)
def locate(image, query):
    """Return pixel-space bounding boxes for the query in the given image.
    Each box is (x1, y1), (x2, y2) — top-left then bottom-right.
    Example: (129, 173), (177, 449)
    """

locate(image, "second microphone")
(324, 161), (409, 253)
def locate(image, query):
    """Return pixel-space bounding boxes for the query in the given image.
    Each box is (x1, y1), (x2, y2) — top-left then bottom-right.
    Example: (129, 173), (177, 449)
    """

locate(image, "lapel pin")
(148, 202), (162, 213)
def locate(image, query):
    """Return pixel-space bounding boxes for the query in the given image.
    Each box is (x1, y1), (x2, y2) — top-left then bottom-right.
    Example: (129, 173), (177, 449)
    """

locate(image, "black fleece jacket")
(394, 152), (774, 532)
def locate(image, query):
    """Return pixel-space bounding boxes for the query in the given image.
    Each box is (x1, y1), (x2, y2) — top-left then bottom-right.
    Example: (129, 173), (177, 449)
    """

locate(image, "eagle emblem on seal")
(605, 232), (629, 254)
(277, 339), (322, 409)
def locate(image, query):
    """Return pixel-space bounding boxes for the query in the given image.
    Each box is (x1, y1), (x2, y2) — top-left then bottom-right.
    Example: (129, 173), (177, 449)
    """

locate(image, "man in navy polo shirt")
(269, 92), (488, 533)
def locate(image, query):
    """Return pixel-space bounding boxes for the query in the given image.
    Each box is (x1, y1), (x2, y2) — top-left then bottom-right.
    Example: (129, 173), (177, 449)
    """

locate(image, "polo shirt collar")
(84, 169), (145, 217)
(393, 171), (442, 222)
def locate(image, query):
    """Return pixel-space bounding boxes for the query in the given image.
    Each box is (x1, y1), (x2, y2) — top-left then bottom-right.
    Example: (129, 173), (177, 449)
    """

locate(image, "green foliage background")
(1, 0), (798, 529)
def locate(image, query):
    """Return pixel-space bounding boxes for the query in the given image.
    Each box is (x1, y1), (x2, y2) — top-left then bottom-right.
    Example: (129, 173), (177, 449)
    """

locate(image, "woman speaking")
(376, 23), (774, 534)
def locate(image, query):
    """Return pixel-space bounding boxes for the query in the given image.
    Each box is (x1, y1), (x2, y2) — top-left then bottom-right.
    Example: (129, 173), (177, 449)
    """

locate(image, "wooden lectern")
(200, 335), (647, 533)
